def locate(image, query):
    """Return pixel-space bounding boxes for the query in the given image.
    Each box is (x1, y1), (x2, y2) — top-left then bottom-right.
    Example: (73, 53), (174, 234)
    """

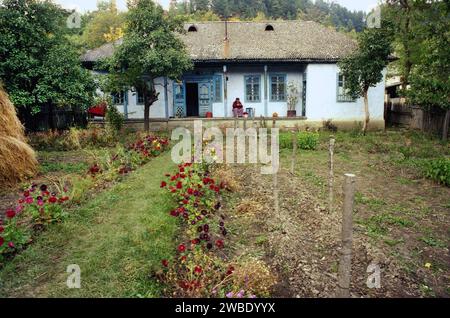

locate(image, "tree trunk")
(443, 109), (450, 142)
(362, 89), (370, 135)
(142, 78), (160, 133)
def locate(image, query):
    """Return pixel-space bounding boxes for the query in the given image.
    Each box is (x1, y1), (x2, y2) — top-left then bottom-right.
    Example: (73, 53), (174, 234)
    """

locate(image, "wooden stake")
(336, 173), (356, 298)
(290, 131), (297, 175)
(328, 136), (335, 213)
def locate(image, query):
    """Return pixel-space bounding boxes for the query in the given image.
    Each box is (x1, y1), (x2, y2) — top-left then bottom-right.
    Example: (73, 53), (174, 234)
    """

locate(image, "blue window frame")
(213, 75), (223, 103)
(270, 74), (286, 102)
(244, 75), (261, 103)
(112, 91), (125, 105)
(337, 73), (355, 102)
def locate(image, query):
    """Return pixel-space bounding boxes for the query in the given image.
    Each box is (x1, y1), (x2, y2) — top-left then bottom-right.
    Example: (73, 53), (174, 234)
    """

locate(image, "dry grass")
(0, 86), (37, 186)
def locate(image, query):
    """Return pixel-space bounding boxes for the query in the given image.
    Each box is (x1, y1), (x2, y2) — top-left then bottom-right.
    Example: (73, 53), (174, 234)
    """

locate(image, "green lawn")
(0, 151), (177, 298)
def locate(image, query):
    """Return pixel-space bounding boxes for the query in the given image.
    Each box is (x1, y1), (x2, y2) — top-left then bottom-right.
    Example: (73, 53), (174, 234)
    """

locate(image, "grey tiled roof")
(81, 21), (357, 63)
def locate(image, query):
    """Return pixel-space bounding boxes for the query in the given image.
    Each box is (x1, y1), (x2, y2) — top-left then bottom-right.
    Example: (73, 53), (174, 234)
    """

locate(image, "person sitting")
(232, 98), (244, 118)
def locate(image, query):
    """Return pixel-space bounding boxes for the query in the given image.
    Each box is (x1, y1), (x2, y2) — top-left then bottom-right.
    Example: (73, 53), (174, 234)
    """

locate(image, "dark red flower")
(206, 243), (213, 250)
(183, 199), (189, 205)
(176, 182), (183, 189)
(23, 191), (30, 197)
(187, 188), (194, 195)
(191, 239), (200, 245)
(203, 224), (210, 233)
(180, 167), (185, 173)
(170, 210), (179, 217)
(160, 181), (167, 188)
(216, 240), (224, 249)
(0, 226), (4, 233)
(5, 209), (16, 219)
(194, 266), (203, 275)
(162, 260), (169, 267)
(178, 244), (186, 253)
(0, 237), (3, 247)
(40, 184), (48, 192)
(49, 197), (57, 204)
(8, 242), (14, 248)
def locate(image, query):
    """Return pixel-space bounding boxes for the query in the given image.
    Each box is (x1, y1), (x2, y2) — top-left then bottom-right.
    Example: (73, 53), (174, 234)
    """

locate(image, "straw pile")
(0, 85), (38, 186)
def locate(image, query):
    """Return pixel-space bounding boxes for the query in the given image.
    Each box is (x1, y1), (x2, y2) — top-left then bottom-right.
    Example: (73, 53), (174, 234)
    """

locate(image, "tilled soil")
(229, 163), (431, 298)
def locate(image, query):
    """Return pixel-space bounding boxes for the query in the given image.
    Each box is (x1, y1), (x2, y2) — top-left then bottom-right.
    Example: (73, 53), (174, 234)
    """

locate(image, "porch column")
(164, 77), (169, 120)
(264, 65), (268, 117)
(223, 65), (228, 118)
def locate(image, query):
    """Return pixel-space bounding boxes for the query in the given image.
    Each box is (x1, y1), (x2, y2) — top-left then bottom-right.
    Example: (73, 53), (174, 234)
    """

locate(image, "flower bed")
(1, 134), (170, 264)
(0, 183), (70, 261)
(159, 162), (276, 298)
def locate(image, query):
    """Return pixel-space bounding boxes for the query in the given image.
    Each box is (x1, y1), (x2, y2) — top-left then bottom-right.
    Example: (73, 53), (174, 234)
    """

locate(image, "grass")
(0, 151), (177, 298)
(40, 161), (89, 174)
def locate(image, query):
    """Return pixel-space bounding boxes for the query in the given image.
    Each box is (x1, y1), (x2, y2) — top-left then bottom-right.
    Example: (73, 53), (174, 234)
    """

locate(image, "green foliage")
(279, 132), (319, 150)
(339, 27), (393, 100)
(0, 0), (96, 115)
(106, 104), (125, 133)
(422, 158), (450, 187)
(40, 161), (89, 175)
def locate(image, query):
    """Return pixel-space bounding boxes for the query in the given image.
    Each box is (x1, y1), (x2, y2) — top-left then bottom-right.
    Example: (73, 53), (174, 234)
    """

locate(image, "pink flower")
(226, 292), (234, 298)
(37, 200), (44, 207)
(16, 205), (24, 213)
(25, 197), (33, 204)
(8, 242), (15, 248)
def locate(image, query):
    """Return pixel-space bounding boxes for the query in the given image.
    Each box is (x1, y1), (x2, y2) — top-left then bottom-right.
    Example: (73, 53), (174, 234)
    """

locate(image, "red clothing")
(233, 100), (243, 109)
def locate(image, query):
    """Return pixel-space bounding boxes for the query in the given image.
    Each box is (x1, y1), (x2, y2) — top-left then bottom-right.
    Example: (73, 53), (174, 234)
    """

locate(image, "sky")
(54, 0), (380, 13)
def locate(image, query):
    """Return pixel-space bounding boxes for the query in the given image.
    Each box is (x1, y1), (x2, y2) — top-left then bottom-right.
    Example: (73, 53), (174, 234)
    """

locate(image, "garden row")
(158, 144), (276, 298)
(0, 133), (170, 264)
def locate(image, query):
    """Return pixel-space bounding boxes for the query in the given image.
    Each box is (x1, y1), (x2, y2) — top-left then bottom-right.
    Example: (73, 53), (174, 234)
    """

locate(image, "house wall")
(305, 64), (386, 124)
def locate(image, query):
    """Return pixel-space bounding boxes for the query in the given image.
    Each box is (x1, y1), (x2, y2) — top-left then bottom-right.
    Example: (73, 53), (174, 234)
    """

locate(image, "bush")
(279, 132), (319, 150)
(422, 158), (450, 186)
(105, 105), (125, 134)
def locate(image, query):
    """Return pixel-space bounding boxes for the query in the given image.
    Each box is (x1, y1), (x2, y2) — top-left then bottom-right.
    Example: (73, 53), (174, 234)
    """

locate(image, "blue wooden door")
(198, 81), (212, 117)
(173, 81), (186, 118)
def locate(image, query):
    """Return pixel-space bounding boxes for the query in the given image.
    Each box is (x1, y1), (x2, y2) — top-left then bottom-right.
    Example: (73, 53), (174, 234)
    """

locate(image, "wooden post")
(243, 116), (247, 131)
(336, 174), (356, 298)
(290, 131), (297, 175)
(328, 136), (335, 213)
(234, 118), (237, 130)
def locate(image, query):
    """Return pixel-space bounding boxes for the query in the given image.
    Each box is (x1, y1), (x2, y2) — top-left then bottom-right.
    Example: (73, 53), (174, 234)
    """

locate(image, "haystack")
(0, 85), (37, 186)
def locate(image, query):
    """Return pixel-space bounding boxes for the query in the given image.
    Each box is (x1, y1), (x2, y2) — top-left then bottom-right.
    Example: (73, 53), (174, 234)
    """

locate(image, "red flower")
(178, 244), (186, 253)
(49, 197), (57, 204)
(226, 266), (235, 275)
(0, 237), (3, 247)
(176, 182), (183, 189)
(181, 256), (187, 262)
(191, 239), (200, 245)
(0, 226), (4, 233)
(187, 188), (194, 195)
(23, 191), (30, 197)
(162, 260), (169, 267)
(8, 242), (15, 248)
(160, 181), (167, 188)
(215, 240), (224, 249)
(194, 266), (203, 275)
(182, 199), (189, 205)
(5, 209), (16, 219)
(180, 167), (185, 173)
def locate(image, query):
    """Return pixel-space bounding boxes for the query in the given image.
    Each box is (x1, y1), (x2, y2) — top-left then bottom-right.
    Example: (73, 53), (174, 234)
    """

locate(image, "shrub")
(279, 132), (319, 150)
(105, 104), (125, 135)
(422, 158), (450, 186)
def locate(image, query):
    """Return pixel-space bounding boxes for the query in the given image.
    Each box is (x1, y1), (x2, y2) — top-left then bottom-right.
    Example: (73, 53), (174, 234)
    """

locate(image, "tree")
(104, 0), (193, 132)
(339, 28), (392, 134)
(80, 0), (126, 50)
(406, 1), (450, 140)
(0, 0), (96, 129)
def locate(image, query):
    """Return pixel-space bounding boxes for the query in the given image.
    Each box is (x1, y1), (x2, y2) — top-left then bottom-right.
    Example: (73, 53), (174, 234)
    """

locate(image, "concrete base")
(90, 117), (385, 132)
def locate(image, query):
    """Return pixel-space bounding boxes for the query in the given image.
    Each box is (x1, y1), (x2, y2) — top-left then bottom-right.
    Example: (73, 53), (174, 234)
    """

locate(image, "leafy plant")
(422, 158), (450, 187)
(105, 104), (125, 134)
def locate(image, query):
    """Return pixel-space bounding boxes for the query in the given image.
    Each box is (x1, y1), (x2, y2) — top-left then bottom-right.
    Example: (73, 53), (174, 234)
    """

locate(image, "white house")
(82, 21), (386, 130)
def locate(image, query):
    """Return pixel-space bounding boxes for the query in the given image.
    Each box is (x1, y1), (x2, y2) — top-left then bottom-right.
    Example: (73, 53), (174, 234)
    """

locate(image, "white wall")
(305, 64), (386, 121)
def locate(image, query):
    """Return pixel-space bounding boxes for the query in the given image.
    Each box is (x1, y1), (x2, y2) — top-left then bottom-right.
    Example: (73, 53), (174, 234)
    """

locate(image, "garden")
(0, 114), (449, 297)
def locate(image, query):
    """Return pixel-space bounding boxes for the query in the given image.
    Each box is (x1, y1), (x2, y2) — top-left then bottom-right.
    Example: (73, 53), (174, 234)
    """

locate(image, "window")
(337, 73), (355, 102)
(245, 75), (261, 102)
(265, 24), (274, 31)
(214, 75), (222, 103)
(270, 75), (286, 102)
(112, 91), (124, 105)
(136, 88), (144, 105)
